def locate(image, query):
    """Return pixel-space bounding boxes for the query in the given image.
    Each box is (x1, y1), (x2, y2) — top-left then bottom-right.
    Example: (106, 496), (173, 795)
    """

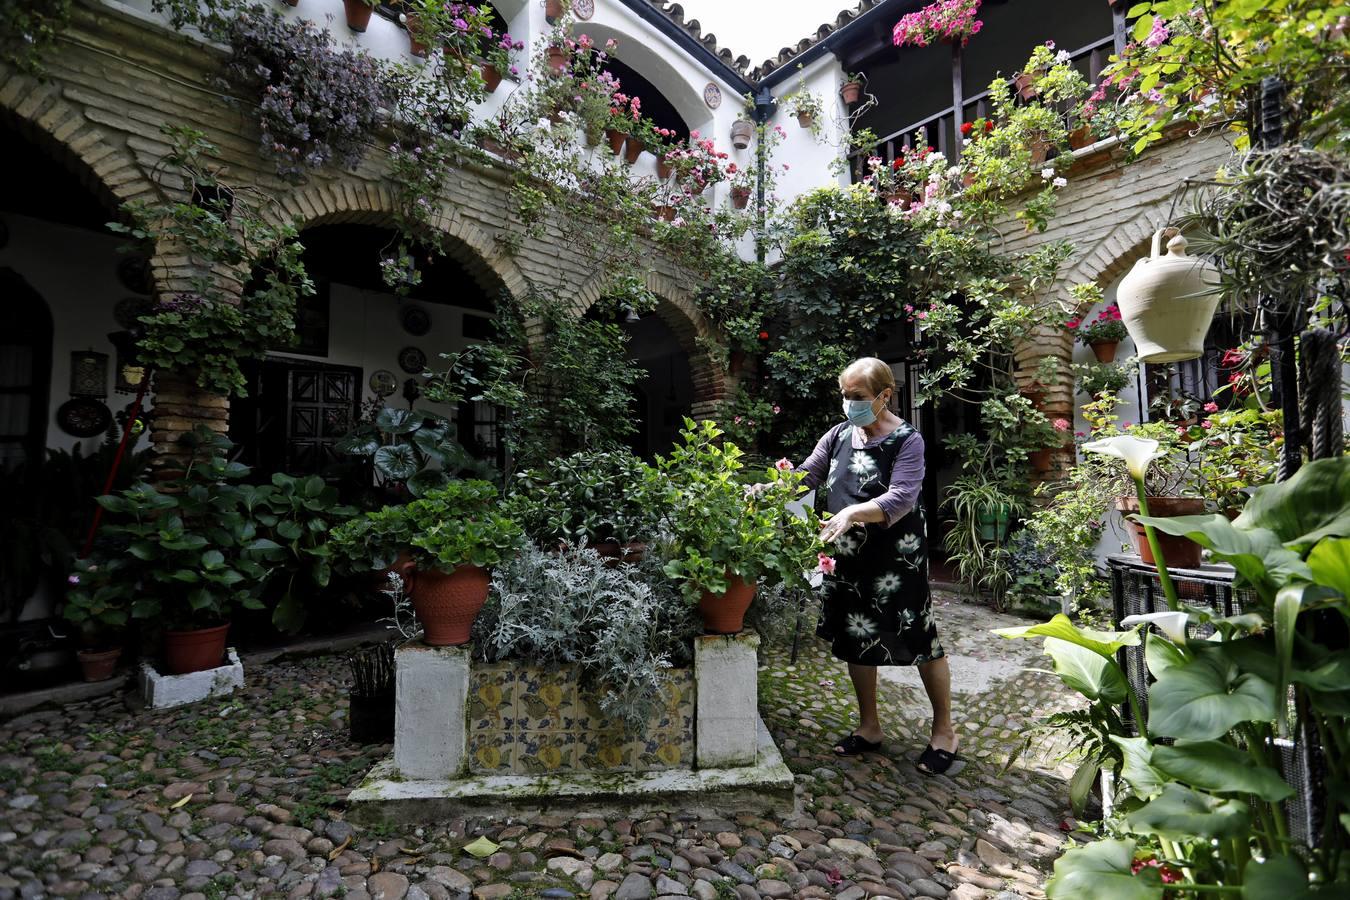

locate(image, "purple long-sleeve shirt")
(797, 423), (925, 527)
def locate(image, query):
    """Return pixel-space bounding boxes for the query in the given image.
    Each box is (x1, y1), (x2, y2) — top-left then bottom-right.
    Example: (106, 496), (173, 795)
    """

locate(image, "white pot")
(1116, 229), (1221, 363)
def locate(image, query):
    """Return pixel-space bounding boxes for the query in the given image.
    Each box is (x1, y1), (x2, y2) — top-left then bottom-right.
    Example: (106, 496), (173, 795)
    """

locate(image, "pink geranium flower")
(817, 554), (837, 575)
(775, 458), (793, 471)
(1203, 402), (1219, 413)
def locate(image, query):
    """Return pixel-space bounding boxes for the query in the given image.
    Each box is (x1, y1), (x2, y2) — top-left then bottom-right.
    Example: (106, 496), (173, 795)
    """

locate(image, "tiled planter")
(465, 663), (695, 775)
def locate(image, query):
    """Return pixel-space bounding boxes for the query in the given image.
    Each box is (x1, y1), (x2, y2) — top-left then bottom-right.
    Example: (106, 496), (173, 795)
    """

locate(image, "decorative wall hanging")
(369, 369), (398, 397)
(116, 255), (154, 294)
(703, 83), (723, 110)
(69, 350), (109, 398)
(573, 0), (594, 19)
(401, 305), (431, 336)
(57, 398), (112, 437)
(398, 346), (428, 374)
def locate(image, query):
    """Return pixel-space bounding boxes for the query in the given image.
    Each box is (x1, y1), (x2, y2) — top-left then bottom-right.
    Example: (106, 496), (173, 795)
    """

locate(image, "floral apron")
(816, 422), (944, 667)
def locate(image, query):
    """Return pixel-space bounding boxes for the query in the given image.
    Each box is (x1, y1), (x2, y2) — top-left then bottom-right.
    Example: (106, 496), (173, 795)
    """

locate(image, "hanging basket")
(1116, 230), (1221, 363)
(840, 81), (863, 105)
(730, 119), (755, 150)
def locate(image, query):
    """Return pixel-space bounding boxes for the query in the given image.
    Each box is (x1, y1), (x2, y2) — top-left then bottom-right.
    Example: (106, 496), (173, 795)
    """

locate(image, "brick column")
(148, 371), (230, 479)
(1014, 323), (1076, 486)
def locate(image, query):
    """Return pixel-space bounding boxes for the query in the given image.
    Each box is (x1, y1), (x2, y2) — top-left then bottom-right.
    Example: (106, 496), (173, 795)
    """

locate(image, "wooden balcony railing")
(848, 35), (1117, 179)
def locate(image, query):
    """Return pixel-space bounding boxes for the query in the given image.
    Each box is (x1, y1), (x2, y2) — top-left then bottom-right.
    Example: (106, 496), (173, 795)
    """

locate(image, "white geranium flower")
(1121, 612), (1189, 643)
(1082, 434), (1164, 481)
(1041, 166), (1055, 180)
(1053, 176), (1068, 188)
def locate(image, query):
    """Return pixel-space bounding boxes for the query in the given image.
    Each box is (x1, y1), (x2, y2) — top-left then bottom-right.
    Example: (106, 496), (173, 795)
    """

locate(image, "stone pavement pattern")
(0, 594), (1086, 900)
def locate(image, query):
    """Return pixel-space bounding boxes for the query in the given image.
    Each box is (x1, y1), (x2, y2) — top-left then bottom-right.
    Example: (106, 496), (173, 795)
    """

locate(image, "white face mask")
(843, 396), (880, 426)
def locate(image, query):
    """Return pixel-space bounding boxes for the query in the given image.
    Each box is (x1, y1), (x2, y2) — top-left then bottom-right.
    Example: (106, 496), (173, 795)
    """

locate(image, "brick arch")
(1062, 204), (1169, 295)
(571, 269), (728, 419)
(270, 182), (531, 302)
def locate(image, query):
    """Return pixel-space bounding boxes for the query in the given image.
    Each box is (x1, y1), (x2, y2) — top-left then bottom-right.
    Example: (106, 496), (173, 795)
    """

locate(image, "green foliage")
(0, 0), (73, 76)
(1075, 361), (1134, 398)
(335, 404), (495, 504)
(107, 125), (312, 397)
(506, 450), (663, 548)
(653, 419), (822, 601)
(1182, 409), (1284, 514)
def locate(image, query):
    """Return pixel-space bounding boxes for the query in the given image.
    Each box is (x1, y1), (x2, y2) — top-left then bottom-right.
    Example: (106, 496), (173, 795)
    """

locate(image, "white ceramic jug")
(1116, 229), (1221, 363)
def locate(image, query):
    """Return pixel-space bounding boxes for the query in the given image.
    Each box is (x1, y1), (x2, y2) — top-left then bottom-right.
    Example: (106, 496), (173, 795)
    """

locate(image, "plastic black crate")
(1107, 555), (1326, 847)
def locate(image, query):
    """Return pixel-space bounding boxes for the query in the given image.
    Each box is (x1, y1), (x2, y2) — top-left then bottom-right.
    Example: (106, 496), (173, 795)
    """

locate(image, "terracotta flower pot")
(1030, 448), (1055, 472)
(698, 576), (757, 635)
(1116, 230), (1221, 364)
(730, 118), (754, 149)
(77, 647), (122, 683)
(731, 186), (751, 209)
(657, 157), (673, 179)
(406, 564), (490, 646)
(840, 81), (863, 105)
(404, 14), (427, 57)
(1090, 340), (1119, 363)
(1028, 136), (1052, 165)
(797, 111), (814, 129)
(545, 0), (564, 23)
(481, 62), (502, 92)
(653, 205), (676, 222)
(164, 623), (230, 675)
(343, 0), (373, 32)
(1068, 124), (1094, 149)
(1114, 496), (1206, 569)
(281, 0), (299, 6)
(546, 45), (569, 74)
(623, 136), (645, 165)
(1013, 72), (1039, 100)
(605, 128), (627, 156)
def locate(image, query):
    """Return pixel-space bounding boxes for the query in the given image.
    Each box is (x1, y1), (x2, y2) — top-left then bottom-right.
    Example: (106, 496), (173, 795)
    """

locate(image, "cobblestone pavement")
(0, 593), (1086, 900)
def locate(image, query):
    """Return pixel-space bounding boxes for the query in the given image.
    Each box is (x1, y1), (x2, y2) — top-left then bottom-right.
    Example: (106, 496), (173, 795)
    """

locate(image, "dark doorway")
(230, 358), (362, 479)
(0, 270), (54, 471)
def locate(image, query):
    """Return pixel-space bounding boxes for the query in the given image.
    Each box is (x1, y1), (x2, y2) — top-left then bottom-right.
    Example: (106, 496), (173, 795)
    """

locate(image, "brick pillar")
(148, 371), (230, 479)
(1014, 323), (1076, 487)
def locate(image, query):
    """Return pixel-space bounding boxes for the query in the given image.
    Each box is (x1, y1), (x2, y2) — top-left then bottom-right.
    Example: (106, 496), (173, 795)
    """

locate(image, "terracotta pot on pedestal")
(405, 564), (491, 646)
(698, 576), (757, 635)
(1114, 496), (1206, 569)
(1090, 340), (1119, 363)
(164, 623), (230, 675)
(343, 0), (373, 32)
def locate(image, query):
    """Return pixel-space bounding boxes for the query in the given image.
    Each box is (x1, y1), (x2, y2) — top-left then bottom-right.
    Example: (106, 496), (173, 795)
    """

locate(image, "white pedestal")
(394, 642), (470, 780)
(139, 649), (243, 709)
(694, 630), (760, 768)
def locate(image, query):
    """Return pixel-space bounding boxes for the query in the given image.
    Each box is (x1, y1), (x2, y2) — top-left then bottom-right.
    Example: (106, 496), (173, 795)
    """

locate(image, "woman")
(797, 357), (959, 774)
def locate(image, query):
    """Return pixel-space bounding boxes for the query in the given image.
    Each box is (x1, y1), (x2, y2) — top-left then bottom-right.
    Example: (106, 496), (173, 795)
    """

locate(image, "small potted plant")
(1073, 360), (1133, 399)
(839, 72), (865, 105)
(1073, 301), (1130, 362)
(652, 420), (821, 634)
(785, 66), (824, 131)
(343, 0), (377, 32)
(332, 481), (523, 646)
(62, 562), (129, 682)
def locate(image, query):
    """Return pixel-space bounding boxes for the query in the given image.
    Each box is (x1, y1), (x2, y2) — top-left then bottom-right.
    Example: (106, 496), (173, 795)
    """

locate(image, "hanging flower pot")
(404, 564), (490, 646)
(840, 80), (863, 105)
(164, 623), (230, 675)
(623, 135), (645, 165)
(480, 62), (502, 92)
(1114, 496), (1206, 569)
(545, 45), (569, 73)
(545, 0), (564, 23)
(697, 575), (756, 635)
(730, 118), (754, 150)
(1116, 230), (1221, 363)
(730, 186), (751, 209)
(605, 128), (627, 156)
(1090, 340), (1119, 363)
(797, 111), (814, 129)
(343, 0), (374, 32)
(404, 14), (428, 57)
(657, 156), (673, 180)
(1013, 72), (1039, 100)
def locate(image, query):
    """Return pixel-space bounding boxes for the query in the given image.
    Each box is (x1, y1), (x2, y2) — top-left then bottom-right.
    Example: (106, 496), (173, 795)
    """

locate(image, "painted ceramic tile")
(513, 730), (578, 774)
(576, 729), (634, 772)
(517, 666), (578, 732)
(467, 664), (517, 732)
(633, 729), (688, 771)
(652, 671), (695, 733)
(467, 729), (515, 775)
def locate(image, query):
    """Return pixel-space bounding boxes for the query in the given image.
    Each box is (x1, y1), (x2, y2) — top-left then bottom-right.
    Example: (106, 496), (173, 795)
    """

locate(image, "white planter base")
(139, 649), (243, 709)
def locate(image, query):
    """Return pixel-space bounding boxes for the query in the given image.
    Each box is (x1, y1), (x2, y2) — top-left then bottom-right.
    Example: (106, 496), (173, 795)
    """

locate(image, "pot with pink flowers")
(1072, 302), (1130, 363)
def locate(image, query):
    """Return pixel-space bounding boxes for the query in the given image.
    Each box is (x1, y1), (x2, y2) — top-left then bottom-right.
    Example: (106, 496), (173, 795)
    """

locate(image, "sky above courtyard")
(670, 0), (843, 65)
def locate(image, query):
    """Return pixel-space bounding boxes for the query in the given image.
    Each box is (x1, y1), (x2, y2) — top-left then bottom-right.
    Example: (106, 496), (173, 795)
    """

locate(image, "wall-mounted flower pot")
(657, 156), (673, 180)
(404, 14), (427, 57)
(1090, 340), (1119, 363)
(1028, 136), (1052, 165)
(605, 128), (626, 156)
(481, 62), (502, 92)
(730, 118), (754, 149)
(1013, 72), (1039, 100)
(545, 0), (564, 23)
(1068, 124), (1094, 149)
(840, 81), (863, 105)
(405, 563), (490, 646)
(623, 135), (645, 164)
(164, 623), (230, 675)
(545, 45), (569, 73)
(730, 186), (751, 209)
(77, 647), (122, 682)
(652, 205), (676, 222)
(1114, 496), (1206, 569)
(343, 0), (374, 32)
(1116, 230), (1222, 363)
(797, 111), (814, 129)
(698, 575), (756, 635)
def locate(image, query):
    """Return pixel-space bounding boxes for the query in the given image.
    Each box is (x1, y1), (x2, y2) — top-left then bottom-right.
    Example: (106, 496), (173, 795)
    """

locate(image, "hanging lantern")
(70, 350), (109, 398)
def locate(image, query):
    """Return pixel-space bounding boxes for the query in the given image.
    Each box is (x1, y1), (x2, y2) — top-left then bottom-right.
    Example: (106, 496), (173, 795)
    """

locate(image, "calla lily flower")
(1121, 612), (1189, 643)
(1082, 434), (1164, 481)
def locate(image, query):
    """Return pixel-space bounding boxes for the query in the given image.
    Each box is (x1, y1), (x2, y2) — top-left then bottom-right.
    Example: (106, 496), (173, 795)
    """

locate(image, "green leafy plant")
(1182, 409), (1284, 516)
(506, 450), (662, 549)
(335, 405), (494, 503)
(0, 0), (73, 76)
(1074, 361), (1134, 398)
(652, 419), (822, 602)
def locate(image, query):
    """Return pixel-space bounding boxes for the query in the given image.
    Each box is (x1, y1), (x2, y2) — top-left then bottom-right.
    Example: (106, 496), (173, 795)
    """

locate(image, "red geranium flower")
(960, 122), (973, 136)
(758, 330), (770, 340)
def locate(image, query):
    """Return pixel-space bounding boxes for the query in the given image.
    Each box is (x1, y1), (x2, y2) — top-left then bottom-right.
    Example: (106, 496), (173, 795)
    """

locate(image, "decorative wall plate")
(369, 369), (398, 397)
(398, 346), (428, 374)
(703, 82), (723, 109)
(116, 255), (154, 294)
(57, 398), (112, 437)
(114, 296), (153, 329)
(573, 0), (594, 19)
(401, 305), (431, 336)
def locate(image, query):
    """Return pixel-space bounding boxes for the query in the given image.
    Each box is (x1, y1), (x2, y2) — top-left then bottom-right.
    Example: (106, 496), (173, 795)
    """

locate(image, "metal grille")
(1107, 555), (1326, 847)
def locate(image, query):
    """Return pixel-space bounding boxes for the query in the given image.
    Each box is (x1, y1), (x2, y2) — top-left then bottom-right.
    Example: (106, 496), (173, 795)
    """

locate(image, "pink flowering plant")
(1075, 302), (1129, 345)
(892, 0), (984, 48)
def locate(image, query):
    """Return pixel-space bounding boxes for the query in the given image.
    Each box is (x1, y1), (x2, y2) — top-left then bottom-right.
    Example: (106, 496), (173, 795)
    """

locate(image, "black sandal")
(916, 743), (962, 775)
(833, 734), (883, 756)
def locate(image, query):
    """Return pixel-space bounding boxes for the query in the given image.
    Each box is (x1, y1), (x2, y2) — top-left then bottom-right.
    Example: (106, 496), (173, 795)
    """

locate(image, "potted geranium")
(332, 481), (523, 646)
(839, 72), (865, 105)
(652, 420), (821, 634)
(891, 0), (984, 48)
(62, 562), (129, 682)
(1073, 302), (1130, 362)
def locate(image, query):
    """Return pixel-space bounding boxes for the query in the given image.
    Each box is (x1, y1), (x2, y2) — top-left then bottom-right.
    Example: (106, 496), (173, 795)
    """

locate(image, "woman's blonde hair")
(838, 357), (896, 396)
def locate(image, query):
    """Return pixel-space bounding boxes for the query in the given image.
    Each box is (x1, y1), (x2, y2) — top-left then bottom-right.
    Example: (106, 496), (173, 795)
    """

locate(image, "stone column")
(394, 642), (470, 780)
(694, 630), (760, 768)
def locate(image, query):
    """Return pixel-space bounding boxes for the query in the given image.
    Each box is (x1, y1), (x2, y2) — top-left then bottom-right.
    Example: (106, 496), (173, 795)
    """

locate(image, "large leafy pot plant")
(1002, 455), (1350, 897)
(335, 405), (494, 502)
(652, 419), (821, 602)
(506, 450), (662, 549)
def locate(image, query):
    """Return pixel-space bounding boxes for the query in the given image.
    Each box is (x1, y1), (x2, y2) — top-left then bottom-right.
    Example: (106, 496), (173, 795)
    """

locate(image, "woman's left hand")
(820, 508), (858, 543)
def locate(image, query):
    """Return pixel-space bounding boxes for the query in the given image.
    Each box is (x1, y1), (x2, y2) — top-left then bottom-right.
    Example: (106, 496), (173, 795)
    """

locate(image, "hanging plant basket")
(1090, 340), (1119, 363)
(797, 111), (814, 129)
(840, 80), (863, 105)
(623, 135), (645, 165)
(343, 0), (374, 32)
(730, 118), (754, 150)
(1116, 230), (1221, 363)
(730, 186), (751, 209)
